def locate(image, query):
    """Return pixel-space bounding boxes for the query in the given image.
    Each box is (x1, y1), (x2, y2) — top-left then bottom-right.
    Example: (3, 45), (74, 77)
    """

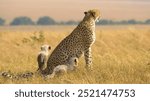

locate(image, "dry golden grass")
(0, 25), (150, 84)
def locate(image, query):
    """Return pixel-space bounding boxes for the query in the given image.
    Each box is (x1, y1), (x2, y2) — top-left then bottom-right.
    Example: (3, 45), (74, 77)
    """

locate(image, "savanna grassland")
(0, 25), (150, 84)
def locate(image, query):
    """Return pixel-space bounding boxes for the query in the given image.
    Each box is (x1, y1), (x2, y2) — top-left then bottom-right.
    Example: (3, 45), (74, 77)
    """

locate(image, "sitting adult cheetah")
(42, 9), (100, 75)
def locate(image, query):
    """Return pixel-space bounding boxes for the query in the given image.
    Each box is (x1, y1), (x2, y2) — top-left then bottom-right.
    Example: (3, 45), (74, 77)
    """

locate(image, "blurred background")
(0, 0), (150, 84)
(0, 0), (150, 25)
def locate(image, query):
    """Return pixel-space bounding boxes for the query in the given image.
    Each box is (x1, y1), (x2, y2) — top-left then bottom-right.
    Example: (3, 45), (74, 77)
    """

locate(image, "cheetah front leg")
(84, 47), (93, 70)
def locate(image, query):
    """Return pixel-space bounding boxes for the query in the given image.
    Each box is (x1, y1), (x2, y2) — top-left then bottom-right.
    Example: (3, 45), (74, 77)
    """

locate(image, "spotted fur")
(0, 71), (34, 80)
(43, 9), (100, 75)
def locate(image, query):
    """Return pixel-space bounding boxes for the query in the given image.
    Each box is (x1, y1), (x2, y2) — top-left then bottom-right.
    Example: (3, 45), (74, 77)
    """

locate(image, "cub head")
(84, 9), (100, 22)
(41, 44), (51, 52)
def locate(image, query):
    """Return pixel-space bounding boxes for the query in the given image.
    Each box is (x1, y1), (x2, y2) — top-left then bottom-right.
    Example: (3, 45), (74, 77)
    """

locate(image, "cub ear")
(48, 46), (51, 50)
(84, 11), (87, 15)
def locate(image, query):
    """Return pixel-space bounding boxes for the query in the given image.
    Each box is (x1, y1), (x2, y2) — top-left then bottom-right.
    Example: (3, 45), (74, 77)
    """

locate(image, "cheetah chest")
(84, 31), (96, 46)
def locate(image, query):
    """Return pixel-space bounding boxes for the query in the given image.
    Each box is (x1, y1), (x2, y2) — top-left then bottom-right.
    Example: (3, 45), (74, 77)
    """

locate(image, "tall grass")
(0, 25), (150, 84)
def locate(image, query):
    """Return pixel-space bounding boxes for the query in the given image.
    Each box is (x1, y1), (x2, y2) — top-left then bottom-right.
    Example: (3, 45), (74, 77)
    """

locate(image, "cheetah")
(0, 71), (33, 80)
(37, 45), (51, 72)
(47, 57), (78, 78)
(42, 9), (100, 75)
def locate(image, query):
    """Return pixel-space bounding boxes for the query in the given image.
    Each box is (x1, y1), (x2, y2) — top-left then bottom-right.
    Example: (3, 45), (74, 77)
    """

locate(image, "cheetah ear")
(84, 11), (87, 15)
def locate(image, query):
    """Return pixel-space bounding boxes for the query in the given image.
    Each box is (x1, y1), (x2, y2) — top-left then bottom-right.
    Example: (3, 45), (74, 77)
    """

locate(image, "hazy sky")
(0, 0), (150, 22)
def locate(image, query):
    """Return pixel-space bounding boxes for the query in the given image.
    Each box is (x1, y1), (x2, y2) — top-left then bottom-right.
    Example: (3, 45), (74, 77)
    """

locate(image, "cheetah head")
(84, 9), (100, 22)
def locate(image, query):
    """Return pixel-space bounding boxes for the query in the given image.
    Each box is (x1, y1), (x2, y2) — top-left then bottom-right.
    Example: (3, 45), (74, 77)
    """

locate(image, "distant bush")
(145, 19), (150, 24)
(37, 16), (56, 25)
(10, 17), (34, 25)
(0, 18), (5, 25)
(127, 19), (137, 24)
(65, 20), (78, 25)
(119, 20), (129, 25)
(98, 19), (113, 25)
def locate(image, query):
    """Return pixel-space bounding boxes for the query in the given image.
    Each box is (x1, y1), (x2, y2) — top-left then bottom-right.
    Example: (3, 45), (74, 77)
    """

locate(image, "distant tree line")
(0, 18), (5, 25)
(0, 16), (150, 26)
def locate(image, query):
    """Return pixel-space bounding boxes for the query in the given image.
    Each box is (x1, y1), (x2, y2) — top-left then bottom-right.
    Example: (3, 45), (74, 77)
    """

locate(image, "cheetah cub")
(47, 57), (78, 78)
(37, 45), (51, 72)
